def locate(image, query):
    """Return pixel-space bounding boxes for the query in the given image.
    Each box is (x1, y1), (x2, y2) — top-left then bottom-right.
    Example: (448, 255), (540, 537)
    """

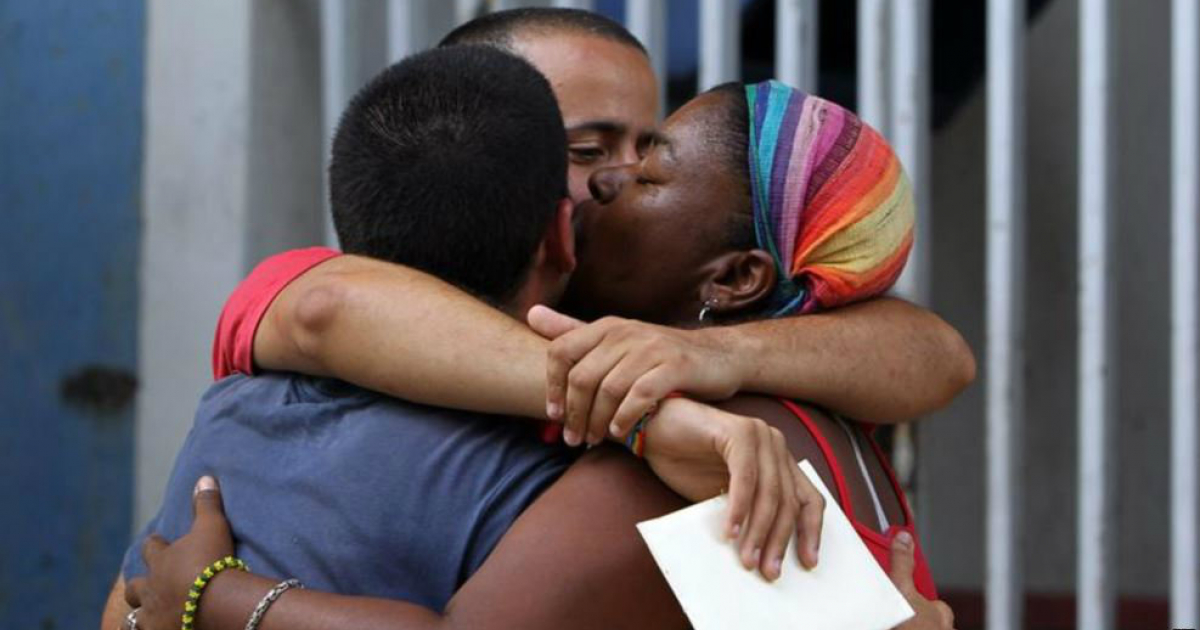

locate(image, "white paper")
(637, 460), (915, 630)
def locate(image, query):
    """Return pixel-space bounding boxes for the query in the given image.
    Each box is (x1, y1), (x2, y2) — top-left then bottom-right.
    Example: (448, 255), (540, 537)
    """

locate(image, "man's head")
(330, 45), (575, 310)
(440, 9), (659, 204)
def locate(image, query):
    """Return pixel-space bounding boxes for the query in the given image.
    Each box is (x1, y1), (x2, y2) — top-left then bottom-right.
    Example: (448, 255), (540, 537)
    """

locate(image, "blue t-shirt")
(123, 374), (575, 611)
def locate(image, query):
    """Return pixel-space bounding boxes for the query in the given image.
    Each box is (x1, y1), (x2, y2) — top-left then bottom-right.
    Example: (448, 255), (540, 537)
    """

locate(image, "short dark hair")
(330, 45), (567, 305)
(439, 7), (647, 56)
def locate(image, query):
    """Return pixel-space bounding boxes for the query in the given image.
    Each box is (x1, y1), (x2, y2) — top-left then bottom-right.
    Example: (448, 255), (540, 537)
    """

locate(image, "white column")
(626, 0), (667, 116)
(456, 0), (480, 25)
(1172, 0), (1200, 626)
(985, 1), (1026, 629)
(387, 0), (431, 63)
(1077, 0), (1117, 628)
(698, 0), (740, 91)
(857, 0), (889, 136)
(551, 0), (594, 9)
(889, 0), (931, 304)
(319, 0), (356, 246)
(138, 0), (324, 527)
(775, 0), (818, 93)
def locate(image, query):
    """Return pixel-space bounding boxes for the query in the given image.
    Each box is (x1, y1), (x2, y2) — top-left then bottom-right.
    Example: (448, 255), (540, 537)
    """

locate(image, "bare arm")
(722, 297), (976, 422)
(129, 450), (689, 630)
(530, 297), (976, 446)
(252, 259), (973, 428)
(255, 255), (549, 419)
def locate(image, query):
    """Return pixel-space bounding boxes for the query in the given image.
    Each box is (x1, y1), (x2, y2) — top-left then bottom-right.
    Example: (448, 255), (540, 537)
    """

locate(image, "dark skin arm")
(125, 449), (689, 630)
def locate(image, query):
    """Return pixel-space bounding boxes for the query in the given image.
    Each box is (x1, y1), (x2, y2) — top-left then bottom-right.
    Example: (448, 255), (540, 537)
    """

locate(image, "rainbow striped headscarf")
(746, 80), (914, 316)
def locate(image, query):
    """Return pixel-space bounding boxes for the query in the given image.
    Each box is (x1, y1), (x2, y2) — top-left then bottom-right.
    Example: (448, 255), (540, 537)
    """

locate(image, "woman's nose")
(587, 165), (632, 204)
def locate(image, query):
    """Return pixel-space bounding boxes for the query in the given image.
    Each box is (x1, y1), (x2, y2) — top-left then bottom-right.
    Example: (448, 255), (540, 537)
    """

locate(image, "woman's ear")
(700, 249), (777, 317)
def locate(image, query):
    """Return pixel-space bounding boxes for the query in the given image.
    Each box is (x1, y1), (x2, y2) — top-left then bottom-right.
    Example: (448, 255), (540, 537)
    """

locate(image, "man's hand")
(528, 306), (745, 446)
(126, 476), (236, 630)
(889, 532), (956, 630)
(641, 397), (823, 581)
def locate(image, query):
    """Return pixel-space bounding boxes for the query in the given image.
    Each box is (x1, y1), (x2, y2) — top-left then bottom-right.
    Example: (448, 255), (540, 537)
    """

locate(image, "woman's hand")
(889, 532), (956, 630)
(528, 306), (746, 446)
(641, 397), (824, 581)
(125, 476), (236, 630)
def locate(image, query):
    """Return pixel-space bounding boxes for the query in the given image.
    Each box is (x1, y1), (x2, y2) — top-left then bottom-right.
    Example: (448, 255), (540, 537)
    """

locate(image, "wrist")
(699, 325), (755, 392)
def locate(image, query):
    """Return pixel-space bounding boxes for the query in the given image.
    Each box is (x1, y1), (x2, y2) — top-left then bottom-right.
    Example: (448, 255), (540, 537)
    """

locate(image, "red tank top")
(778, 399), (938, 600)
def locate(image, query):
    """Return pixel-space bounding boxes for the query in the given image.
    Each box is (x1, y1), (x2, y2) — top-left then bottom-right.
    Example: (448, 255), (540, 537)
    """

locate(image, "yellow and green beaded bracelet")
(181, 555), (249, 630)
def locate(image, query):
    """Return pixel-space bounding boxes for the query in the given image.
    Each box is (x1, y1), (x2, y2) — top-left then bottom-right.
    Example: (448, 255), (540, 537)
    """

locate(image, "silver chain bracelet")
(244, 578), (303, 630)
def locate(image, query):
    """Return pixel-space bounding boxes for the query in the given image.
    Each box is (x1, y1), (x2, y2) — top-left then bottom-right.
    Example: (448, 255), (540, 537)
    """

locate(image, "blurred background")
(2, 1), (1196, 628)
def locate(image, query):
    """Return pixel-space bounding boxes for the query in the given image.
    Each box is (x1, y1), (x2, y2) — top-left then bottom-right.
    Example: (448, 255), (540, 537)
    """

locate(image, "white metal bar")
(319, 0), (355, 247)
(1172, 0), (1200, 625)
(775, 0), (818, 93)
(698, 0), (740, 91)
(455, 0), (479, 25)
(387, 0), (430, 63)
(551, 0), (594, 9)
(492, 0), (524, 12)
(857, 0), (889, 136)
(985, 1), (1026, 629)
(626, 0), (667, 116)
(889, 0), (930, 304)
(1078, 0), (1117, 628)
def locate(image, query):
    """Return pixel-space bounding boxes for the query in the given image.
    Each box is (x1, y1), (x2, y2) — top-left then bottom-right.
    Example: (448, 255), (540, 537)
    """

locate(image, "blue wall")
(0, 1), (143, 627)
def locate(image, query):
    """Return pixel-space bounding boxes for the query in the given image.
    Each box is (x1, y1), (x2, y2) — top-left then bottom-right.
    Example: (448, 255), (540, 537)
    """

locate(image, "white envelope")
(637, 460), (915, 630)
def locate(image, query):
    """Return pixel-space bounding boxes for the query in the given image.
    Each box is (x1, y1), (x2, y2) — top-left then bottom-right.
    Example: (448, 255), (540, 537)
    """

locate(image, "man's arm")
(131, 449), (689, 630)
(529, 297), (976, 445)
(724, 297), (976, 422)
(255, 255), (550, 419)
(249, 258), (972, 429)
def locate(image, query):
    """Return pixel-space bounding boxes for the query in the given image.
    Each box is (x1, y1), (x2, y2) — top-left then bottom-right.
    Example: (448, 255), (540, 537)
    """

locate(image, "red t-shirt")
(212, 247), (342, 379)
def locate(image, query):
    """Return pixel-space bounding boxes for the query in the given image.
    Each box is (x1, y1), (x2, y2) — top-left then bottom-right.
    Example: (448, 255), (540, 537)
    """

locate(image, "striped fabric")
(745, 80), (915, 316)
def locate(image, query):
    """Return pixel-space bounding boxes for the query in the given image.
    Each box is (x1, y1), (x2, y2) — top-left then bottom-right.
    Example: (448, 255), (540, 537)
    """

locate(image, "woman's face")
(561, 91), (749, 324)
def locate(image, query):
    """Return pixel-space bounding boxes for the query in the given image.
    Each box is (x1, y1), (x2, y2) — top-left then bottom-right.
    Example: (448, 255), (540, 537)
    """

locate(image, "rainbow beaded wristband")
(182, 556), (249, 630)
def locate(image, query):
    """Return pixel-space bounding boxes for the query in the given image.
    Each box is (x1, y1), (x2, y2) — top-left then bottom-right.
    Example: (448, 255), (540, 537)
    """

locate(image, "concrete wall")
(136, 0), (324, 527)
(919, 0), (1174, 598)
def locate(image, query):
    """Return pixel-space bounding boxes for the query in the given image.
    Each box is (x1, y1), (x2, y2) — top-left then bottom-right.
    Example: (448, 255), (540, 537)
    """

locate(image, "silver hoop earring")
(698, 298), (719, 322)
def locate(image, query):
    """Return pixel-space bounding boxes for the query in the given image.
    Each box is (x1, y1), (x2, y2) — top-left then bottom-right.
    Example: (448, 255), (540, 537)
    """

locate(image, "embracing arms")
(245, 254), (974, 428)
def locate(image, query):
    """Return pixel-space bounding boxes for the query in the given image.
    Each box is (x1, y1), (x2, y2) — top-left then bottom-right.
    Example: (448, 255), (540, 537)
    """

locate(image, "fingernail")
(609, 422), (621, 437)
(752, 548), (762, 565)
(730, 523), (741, 539)
(195, 475), (216, 495)
(895, 531), (913, 549)
(547, 402), (562, 420)
(563, 428), (580, 446)
(770, 557), (783, 578)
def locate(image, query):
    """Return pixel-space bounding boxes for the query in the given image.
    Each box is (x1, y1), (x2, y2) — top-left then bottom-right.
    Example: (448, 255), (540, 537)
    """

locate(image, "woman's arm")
(127, 453), (691, 630)
(253, 255), (550, 419)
